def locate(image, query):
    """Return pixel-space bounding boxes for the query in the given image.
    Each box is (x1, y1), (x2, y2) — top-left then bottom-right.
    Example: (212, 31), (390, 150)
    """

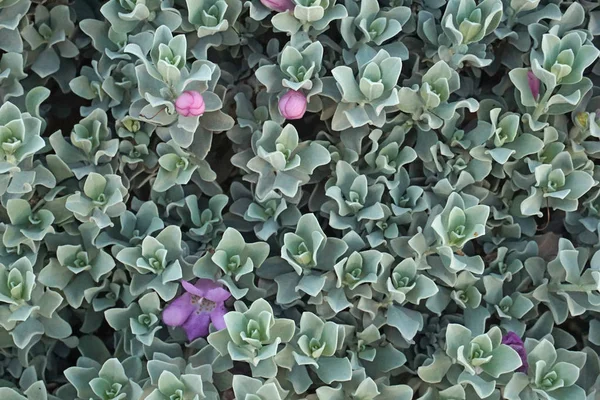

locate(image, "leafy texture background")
(1, 0), (600, 399)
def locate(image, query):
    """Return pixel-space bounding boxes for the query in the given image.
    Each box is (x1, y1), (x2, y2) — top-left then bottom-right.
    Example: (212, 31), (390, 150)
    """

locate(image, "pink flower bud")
(527, 70), (540, 101)
(260, 0), (295, 12)
(175, 91), (205, 117)
(279, 90), (307, 120)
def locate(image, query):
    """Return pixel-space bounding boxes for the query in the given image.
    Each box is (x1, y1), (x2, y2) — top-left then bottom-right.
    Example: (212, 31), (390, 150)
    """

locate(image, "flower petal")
(210, 303), (228, 331)
(182, 312), (211, 340)
(162, 292), (195, 327)
(183, 279), (231, 302)
(206, 285), (232, 302)
(181, 279), (207, 296)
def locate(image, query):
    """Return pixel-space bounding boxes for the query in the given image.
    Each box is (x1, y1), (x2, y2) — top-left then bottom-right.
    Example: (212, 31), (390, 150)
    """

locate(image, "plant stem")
(532, 84), (555, 121)
(551, 283), (599, 293)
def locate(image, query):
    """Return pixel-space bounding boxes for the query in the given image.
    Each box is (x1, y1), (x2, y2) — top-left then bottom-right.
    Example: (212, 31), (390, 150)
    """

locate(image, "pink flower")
(279, 90), (307, 120)
(260, 0), (295, 12)
(175, 91), (205, 117)
(527, 70), (540, 101)
(162, 279), (230, 341)
(502, 332), (528, 373)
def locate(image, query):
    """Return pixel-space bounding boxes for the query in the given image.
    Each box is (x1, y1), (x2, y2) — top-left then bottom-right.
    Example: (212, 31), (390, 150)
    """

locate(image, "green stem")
(532, 84), (555, 121)
(550, 283), (599, 293)
(423, 245), (464, 257)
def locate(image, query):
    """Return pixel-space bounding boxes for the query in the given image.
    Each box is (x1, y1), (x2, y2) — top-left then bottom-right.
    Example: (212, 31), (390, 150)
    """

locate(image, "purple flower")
(279, 90), (307, 120)
(162, 279), (230, 341)
(260, 0), (295, 12)
(175, 91), (205, 117)
(502, 332), (529, 373)
(527, 70), (540, 101)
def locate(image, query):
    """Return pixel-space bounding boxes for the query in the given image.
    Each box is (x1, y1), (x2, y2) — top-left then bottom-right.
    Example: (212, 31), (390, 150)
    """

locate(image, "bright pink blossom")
(279, 90), (307, 120)
(162, 279), (230, 341)
(260, 0), (295, 12)
(175, 91), (205, 117)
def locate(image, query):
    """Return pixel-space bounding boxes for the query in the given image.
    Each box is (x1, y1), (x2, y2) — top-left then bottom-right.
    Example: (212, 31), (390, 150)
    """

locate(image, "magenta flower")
(162, 279), (230, 341)
(279, 90), (307, 120)
(527, 70), (540, 101)
(175, 91), (205, 117)
(260, 0), (295, 12)
(502, 332), (528, 373)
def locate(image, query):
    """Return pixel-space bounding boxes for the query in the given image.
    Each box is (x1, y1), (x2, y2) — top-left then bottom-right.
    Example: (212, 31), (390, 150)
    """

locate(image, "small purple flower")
(502, 332), (529, 373)
(527, 70), (540, 101)
(162, 279), (230, 341)
(260, 0), (295, 12)
(279, 90), (307, 120)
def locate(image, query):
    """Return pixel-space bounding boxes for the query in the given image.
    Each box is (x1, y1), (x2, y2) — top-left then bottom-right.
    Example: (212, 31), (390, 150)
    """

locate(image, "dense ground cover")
(2, 0), (600, 399)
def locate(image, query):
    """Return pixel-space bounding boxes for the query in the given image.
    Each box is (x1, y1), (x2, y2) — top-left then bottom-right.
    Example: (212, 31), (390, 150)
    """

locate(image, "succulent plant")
(256, 212), (349, 306)
(327, 46), (402, 130)
(504, 338), (587, 399)
(208, 298), (295, 377)
(431, 192), (490, 250)
(417, 0), (503, 68)
(20, 5), (79, 80)
(0, 0), (29, 53)
(125, 26), (234, 149)
(315, 368), (413, 399)
(271, 0), (348, 35)
(65, 172), (128, 229)
(0, 256), (71, 350)
(0, 367), (59, 400)
(232, 375), (289, 400)
(144, 354), (219, 399)
(520, 152), (596, 217)
(105, 291), (162, 348)
(116, 225), (186, 300)
(193, 228), (269, 299)
(101, 0), (182, 34)
(424, 324), (524, 398)
(185, 0), (242, 42)
(96, 201), (165, 256)
(510, 25), (599, 121)
(0, 100), (45, 199)
(275, 311), (351, 392)
(175, 194), (228, 244)
(527, 238), (600, 324)
(374, 257), (438, 305)
(397, 60), (478, 130)
(3, 198), (54, 249)
(3, 0), (600, 399)
(38, 224), (115, 308)
(341, 0), (411, 51)
(62, 357), (143, 400)
(49, 108), (119, 179)
(228, 181), (301, 241)
(0, 52), (26, 101)
(154, 141), (201, 192)
(232, 121), (331, 201)
(0, 257), (35, 307)
(322, 160), (385, 231)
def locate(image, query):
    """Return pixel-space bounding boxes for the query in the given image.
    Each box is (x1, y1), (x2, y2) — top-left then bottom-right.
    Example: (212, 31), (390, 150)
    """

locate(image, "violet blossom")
(162, 279), (230, 341)
(502, 332), (529, 373)
(527, 70), (540, 101)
